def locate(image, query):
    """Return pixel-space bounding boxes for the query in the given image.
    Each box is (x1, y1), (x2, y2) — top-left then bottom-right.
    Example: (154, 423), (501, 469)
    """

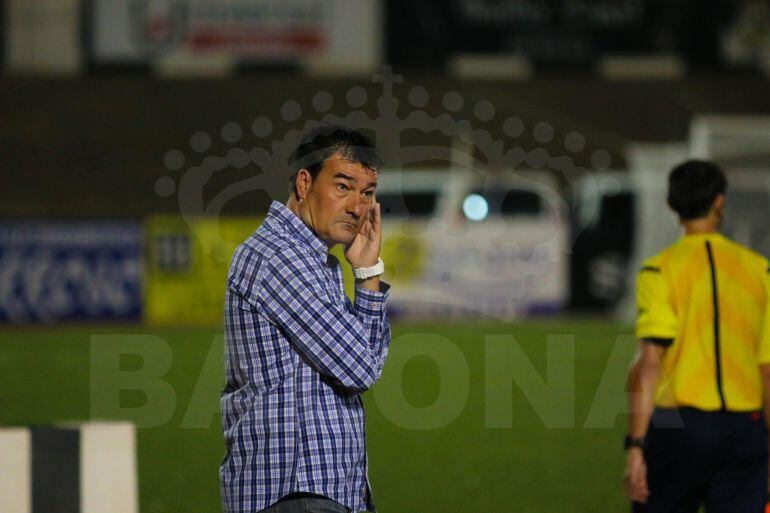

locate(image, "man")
(220, 124), (391, 513)
(625, 160), (770, 513)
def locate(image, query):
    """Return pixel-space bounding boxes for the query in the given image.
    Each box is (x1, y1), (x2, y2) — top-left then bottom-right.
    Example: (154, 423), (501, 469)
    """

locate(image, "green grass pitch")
(0, 320), (635, 512)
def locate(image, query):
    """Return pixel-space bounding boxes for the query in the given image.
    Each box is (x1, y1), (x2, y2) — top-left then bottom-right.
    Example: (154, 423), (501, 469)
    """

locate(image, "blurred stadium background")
(2, 1), (770, 512)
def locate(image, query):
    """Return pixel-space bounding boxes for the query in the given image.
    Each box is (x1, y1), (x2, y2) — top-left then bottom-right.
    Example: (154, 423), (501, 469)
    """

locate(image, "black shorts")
(633, 407), (769, 513)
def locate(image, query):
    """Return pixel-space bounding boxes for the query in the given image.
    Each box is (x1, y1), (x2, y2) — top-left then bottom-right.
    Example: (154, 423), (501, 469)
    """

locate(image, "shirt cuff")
(354, 281), (390, 316)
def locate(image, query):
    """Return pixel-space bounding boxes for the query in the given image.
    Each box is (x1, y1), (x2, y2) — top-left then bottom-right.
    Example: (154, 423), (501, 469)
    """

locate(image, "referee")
(625, 160), (770, 512)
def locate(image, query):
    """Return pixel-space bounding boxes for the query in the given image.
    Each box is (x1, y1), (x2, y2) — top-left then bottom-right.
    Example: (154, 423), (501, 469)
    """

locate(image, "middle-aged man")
(220, 124), (391, 513)
(624, 160), (770, 512)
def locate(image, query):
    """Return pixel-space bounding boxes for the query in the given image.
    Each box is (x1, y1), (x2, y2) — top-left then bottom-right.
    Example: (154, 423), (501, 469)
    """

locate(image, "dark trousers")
(259, 493), (351, 513)
(633, 408), (769, 513)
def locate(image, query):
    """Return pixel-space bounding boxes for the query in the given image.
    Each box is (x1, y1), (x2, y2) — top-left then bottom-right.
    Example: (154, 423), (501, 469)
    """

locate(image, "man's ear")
(295, 169), (313, 201)
(713, 193), (726, 215)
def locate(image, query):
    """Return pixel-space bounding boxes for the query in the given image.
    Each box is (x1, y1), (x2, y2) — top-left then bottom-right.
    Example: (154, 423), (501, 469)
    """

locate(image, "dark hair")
(289, 123), (382, 193)
(667, 160), (727, 220)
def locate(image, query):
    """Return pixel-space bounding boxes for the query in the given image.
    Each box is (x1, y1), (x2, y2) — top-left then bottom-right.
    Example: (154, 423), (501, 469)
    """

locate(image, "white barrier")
(0, 422), (137, 513)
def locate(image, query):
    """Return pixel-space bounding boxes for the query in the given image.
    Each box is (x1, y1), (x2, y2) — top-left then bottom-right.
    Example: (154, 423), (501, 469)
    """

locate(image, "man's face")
(298, 153), (377, 246)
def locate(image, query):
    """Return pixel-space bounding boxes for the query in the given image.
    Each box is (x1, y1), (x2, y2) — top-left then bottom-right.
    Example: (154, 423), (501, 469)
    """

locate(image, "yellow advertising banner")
(144, 216), (261, 326)
(144, 215), (413, 326)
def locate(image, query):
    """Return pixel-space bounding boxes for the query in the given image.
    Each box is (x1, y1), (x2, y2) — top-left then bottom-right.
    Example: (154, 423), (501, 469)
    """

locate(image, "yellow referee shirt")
(636, 232), (770, 411)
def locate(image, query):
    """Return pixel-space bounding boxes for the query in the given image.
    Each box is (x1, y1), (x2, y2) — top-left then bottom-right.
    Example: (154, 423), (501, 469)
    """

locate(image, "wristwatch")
(352, 258), (385, 280)
(624, 435), (645, 451)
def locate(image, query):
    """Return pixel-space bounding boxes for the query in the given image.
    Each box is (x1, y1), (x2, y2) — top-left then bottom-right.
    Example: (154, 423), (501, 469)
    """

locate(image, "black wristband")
(624, 435), (645, 451)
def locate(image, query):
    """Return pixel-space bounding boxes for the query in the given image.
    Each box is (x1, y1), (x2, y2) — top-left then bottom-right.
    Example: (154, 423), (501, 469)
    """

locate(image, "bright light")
(462, 194), (489, 221)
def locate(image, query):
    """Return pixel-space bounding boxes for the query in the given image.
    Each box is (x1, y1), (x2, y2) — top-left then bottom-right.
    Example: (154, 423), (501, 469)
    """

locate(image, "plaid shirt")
(220, 201), (391, 513)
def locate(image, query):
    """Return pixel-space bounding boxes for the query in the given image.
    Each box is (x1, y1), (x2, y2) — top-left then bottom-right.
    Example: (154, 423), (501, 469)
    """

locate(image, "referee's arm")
(628, 342), (666, 436)
(625, 342), (666, 503)
(625, 265), (677, 503)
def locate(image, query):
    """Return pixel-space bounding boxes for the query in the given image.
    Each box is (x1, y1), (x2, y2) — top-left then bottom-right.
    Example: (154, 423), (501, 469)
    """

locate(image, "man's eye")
(337, 184), (348, 191)
(363, 191), (374, 197)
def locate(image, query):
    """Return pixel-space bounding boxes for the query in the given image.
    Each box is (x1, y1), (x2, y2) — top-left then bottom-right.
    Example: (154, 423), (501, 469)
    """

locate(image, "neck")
(681, 216), (718, 236)
(286, 195), (300, 217)
(285, 195), (334, 249)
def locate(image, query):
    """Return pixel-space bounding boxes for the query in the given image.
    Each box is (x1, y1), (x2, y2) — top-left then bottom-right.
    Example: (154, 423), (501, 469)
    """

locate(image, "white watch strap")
(352, 257), (385, 280)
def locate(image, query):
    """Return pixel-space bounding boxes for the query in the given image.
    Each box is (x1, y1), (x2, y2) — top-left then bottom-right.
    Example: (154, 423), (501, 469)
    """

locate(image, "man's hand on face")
(344, 201), (382, 269)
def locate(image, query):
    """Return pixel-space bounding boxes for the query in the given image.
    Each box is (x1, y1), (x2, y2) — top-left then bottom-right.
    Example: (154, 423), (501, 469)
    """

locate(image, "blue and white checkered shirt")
(220, 201), (391, 513)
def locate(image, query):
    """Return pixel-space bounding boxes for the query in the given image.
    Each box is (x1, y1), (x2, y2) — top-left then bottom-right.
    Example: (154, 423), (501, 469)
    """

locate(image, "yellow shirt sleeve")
(758, 263), (770, 364)
(635, 265), (678, 341)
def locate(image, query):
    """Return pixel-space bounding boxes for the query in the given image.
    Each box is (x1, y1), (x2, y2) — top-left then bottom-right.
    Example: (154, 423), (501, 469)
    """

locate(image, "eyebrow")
(333, 173), (377, 188)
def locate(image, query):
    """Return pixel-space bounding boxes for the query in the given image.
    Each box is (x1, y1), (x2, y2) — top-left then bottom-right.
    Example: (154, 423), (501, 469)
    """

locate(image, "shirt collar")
(682, 231), (724, 241)
(265, 201), (329, 257)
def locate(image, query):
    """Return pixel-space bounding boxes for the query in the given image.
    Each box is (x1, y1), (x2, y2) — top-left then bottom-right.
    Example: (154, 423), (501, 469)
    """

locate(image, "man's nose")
(346, 194), (367, 219)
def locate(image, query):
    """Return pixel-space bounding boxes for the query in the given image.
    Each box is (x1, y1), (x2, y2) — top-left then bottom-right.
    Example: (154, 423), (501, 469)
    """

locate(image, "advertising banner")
(387, 0), (727, 69)
(91, 0), (381, 70)
(0, 222), (142, 323)
(380, 220), (567, 320)
(144, 215), (260, 326)
(144, 205), (567, 326)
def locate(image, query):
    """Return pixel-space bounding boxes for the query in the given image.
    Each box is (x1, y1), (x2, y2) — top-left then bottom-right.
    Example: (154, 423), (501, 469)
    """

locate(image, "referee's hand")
(624, 447), (649, 503)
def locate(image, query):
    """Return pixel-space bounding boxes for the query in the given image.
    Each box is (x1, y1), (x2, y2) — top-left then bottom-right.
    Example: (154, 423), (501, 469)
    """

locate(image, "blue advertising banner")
(0, 222), (142, 323)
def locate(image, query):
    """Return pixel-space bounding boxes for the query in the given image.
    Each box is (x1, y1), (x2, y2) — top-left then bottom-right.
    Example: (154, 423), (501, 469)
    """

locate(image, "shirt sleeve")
(351, 284), (391, 372)
(250, 246), (390, 393)
(758, 263), (770, 364)
(635, 264), (678, 344)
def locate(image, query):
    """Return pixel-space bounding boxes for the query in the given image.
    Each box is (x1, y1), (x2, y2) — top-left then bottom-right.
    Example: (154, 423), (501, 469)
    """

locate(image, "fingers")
(633, 475), (649, 502)
(625, 477), (649, 503)
(637, 475), (650, 500)
(624, 460), (649, 504)
(358, 219), (372, 239)
(371, 202), (381, 234)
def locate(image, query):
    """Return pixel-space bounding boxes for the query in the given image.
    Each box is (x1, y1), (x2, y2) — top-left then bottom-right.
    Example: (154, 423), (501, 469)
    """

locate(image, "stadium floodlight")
(462, 193), (489, 221)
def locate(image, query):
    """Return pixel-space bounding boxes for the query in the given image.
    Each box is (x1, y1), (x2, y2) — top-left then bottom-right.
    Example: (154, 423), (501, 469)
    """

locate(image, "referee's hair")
(667, 160), (727, 220)
(289, 123), (382, 193)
